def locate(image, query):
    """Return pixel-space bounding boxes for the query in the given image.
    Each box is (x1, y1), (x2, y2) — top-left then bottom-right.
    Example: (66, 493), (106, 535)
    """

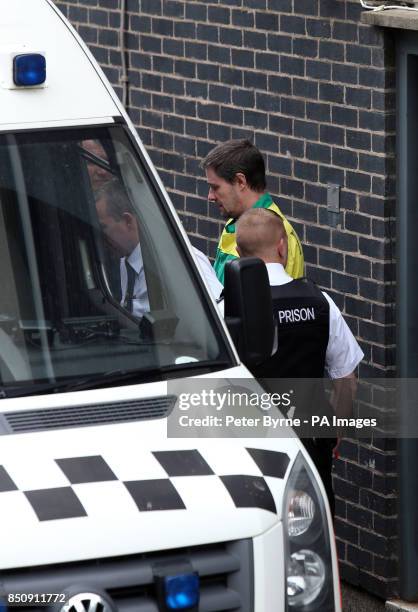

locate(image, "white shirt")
(192, 247), (223, 301)
(119, 246), (221, 318)
(266, 262), (364, 379)
(120, 243), (149, 318)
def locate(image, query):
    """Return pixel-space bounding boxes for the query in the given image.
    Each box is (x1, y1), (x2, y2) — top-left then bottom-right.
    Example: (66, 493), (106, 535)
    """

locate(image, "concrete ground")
(386, 601), (418, 611)
(341, 582), (418, 611)
(342, 582), (386, 611)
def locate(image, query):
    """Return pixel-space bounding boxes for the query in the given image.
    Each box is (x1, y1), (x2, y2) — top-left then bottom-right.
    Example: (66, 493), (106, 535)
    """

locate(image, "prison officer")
(235, 207), (364, 515)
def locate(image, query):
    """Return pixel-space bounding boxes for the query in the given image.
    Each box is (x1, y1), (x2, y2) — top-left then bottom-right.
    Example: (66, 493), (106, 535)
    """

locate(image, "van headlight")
(287, 550), (325, 606)
(287, 490), (315, 537)
(283, 453), (336, 611)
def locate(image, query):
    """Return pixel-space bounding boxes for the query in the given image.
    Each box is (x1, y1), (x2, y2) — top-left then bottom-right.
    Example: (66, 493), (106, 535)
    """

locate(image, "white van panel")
(0, 421), (297, 568)
(0, 0), (119, 127)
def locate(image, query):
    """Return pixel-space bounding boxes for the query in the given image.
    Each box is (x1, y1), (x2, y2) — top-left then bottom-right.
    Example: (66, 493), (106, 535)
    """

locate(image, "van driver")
(95, 179), (150, 318)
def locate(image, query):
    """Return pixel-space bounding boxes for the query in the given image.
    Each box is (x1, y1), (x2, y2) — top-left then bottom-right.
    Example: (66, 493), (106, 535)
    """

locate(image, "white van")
(0, 2), (341, 611)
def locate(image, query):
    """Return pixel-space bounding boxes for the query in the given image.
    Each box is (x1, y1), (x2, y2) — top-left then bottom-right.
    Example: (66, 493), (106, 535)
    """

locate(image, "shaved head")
(236, 208), (288, 264)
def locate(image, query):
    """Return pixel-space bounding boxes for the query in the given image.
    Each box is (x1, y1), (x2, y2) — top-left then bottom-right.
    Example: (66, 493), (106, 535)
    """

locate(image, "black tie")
(124, 260), (136, 313)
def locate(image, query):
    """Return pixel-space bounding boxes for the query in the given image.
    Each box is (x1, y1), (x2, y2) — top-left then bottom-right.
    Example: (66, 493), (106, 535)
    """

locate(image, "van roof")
(0, 0), (120, 131)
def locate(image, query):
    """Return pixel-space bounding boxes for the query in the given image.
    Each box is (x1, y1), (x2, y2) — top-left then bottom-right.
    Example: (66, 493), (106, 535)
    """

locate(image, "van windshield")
(0, 126), (232, 396)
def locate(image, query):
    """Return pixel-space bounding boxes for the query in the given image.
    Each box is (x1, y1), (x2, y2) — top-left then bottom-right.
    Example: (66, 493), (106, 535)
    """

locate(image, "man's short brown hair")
(201, 139), (266, 191)
(95, 179), (135, 220)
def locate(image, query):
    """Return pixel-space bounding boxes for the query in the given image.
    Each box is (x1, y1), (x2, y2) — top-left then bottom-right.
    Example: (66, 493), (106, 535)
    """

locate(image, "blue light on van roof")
(164, 574), (199, 610)
(13, 54), (46, 87)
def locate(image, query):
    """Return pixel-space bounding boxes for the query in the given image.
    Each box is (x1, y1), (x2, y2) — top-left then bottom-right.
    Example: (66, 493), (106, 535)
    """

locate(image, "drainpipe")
(120, 0), (129, 110)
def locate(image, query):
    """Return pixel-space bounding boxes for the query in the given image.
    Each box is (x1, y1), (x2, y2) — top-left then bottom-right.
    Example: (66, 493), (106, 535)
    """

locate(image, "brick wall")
(54, 0), (398, 599)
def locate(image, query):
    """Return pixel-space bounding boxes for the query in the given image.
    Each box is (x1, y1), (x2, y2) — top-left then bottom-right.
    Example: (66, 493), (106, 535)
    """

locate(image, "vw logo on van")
(59, 591), (116, 612)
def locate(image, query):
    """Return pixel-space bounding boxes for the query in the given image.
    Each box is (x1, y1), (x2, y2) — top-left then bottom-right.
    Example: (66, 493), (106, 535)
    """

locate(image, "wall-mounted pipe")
(120, 0), (129, 110)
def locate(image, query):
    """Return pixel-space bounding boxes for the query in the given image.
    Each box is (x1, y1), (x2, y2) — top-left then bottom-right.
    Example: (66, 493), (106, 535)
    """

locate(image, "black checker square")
(220, 475), (277, 514)
(55, 455), (117, 484)
(152, 449), (214, 477)
(0, 466), (17, 492)
(25, 487), (87, 521)
(246, 448), (290, 479)
(124, 479), (186, 511)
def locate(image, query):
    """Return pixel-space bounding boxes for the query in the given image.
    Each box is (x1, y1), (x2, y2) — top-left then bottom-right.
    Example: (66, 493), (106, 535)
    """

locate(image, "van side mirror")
(224, 257), (274, 368)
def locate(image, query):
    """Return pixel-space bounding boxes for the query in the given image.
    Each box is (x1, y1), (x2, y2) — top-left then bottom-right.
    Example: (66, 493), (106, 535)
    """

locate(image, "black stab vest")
(254, 278), (330, 379)
(252, 278), (332, 423)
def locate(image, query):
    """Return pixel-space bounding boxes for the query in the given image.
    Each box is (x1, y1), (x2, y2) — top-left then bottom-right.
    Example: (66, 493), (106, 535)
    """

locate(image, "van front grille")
(1, 540), (253, 611)
(0, 396), (176, 434)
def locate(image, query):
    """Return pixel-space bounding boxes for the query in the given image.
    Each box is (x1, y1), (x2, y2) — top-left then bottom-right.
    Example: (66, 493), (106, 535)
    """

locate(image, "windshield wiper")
(0, 360), (232, 398)
(0, 368), (162, 399)
(63, 360), (232, 392)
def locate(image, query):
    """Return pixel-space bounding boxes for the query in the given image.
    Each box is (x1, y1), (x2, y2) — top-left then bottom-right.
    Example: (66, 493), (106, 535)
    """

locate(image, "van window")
(0, 126), (232, 395)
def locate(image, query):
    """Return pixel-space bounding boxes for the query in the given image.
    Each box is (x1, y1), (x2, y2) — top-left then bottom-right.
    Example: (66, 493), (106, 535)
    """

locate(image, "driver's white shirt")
(120, 243), (149, 318)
